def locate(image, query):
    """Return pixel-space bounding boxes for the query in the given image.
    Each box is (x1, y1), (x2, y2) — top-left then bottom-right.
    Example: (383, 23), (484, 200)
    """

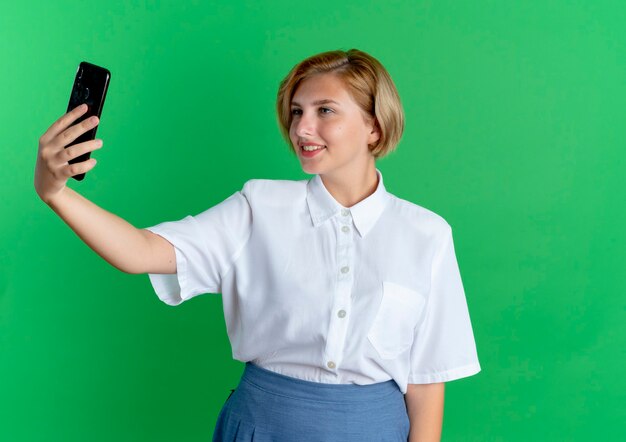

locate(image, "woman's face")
(289, 73), (380, 178)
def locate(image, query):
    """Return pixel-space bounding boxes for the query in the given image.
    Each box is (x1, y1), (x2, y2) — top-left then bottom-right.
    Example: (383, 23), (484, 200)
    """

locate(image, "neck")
(320, 165), (379, 208)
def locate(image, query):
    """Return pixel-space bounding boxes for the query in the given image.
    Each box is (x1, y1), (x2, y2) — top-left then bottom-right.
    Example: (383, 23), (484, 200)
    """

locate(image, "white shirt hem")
(407, 362), (481, 384)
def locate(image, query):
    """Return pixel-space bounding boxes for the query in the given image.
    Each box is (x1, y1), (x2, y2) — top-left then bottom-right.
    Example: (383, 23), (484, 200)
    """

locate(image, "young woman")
(35, 49), (480, 441)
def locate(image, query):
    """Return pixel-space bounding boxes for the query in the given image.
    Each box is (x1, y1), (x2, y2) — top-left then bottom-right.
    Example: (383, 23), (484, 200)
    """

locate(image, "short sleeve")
(408, 225), (481, 383)
(144, 180), (253, 306)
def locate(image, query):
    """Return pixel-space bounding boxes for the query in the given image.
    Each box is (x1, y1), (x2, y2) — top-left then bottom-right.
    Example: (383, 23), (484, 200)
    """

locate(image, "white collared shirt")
(146, 169), (480, 394)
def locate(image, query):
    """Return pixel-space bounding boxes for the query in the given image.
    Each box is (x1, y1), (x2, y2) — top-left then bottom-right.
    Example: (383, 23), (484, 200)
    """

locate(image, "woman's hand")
(34, 104), (103, 204)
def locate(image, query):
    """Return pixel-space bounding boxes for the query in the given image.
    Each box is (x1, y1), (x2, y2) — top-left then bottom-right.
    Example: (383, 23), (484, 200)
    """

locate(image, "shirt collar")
(306, 168), (389, 238)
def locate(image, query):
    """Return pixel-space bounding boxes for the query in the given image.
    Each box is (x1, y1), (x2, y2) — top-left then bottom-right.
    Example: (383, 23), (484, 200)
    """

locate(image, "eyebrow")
(290, 99), (340, 107)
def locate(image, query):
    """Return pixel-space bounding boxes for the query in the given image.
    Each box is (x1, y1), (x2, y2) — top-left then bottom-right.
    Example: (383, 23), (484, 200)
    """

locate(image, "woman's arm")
(35, 104), (176, 275)
(45, 187), (175, 274)
(404, 382), (445, 442)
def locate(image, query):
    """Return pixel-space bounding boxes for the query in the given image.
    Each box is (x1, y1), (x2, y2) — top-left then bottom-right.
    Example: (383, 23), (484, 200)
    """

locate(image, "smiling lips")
(302, 145), (325, 151)
(300, 144), (326, 158)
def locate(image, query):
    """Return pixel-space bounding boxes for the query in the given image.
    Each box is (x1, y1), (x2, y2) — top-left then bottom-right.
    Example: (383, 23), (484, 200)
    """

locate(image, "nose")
(292, 110), (315, 138)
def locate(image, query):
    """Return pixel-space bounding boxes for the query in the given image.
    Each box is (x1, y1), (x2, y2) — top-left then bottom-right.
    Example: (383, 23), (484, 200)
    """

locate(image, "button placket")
(323, 213), (355, 373)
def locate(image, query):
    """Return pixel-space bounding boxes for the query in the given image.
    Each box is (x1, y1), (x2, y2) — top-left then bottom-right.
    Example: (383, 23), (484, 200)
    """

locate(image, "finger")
(55, 115), (100, 148)
(60, 157), (98, 179)
(41, 104), (89, 145)
(56, 138), (103, 165)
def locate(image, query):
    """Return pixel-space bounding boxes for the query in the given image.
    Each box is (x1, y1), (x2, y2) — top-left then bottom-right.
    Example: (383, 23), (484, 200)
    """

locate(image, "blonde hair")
(276, 49), (404, 159)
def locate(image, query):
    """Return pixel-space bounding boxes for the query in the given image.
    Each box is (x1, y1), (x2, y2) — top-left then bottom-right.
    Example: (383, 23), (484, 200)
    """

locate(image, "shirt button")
(341, 226), (350, 233)
(340, 266), (350, 274)
(337, 310), (346, 318)
(341, 209), (350, 216)
(327, 361), (336, 369)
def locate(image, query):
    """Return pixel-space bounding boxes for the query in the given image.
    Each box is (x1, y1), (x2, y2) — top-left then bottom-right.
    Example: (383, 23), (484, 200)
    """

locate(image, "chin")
(300, 162), (324, 175)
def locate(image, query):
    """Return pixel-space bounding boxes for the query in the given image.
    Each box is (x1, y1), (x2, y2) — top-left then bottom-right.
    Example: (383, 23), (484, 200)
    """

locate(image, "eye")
(290, 108), (302, 116)
(319, 107), (333, 115)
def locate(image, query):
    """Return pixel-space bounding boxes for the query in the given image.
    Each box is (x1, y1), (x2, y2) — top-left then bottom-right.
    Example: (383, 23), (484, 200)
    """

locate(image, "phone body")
(65, 61), (111, 181)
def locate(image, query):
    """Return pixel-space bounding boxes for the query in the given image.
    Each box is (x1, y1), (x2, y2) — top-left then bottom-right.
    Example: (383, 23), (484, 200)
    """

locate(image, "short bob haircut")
(276, 49), (404, 160)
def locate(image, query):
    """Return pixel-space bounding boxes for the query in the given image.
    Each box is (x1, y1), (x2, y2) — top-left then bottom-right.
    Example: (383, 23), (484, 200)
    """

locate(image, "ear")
(367, 118), (381, 146)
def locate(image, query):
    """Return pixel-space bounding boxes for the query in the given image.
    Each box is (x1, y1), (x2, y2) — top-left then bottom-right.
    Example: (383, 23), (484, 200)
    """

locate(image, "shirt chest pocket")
(367, 281), (426, 360)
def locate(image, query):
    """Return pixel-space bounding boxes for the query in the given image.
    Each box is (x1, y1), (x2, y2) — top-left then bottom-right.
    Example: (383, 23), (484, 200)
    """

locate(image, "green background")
(1, 0), (624, 440)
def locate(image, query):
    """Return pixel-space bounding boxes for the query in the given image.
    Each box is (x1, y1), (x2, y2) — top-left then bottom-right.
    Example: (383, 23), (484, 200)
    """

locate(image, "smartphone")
(65, 61), (111, 181)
